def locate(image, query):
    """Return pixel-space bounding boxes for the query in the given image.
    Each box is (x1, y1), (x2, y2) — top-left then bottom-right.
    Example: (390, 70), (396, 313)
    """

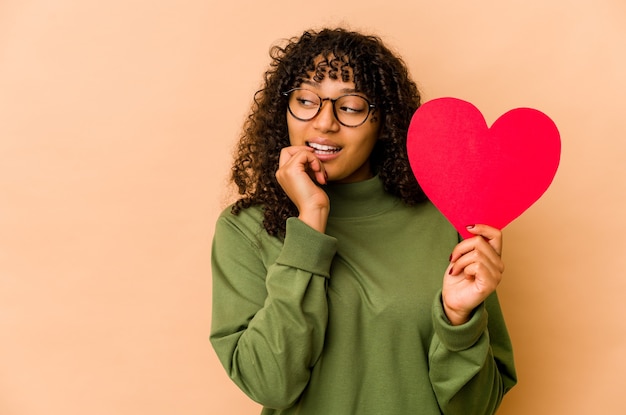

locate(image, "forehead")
(299, 78), (357, 94)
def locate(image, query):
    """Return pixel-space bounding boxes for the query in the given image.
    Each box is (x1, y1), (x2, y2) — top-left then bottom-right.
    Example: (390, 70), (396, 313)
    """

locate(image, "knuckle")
(470, 249), (482, 262)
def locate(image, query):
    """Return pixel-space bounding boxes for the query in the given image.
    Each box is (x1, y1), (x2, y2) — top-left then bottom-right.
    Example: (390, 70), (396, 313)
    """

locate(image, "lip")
(306, 139), (342, 162)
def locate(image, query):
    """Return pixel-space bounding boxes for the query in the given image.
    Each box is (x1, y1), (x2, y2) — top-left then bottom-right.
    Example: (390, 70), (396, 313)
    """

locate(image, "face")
(286, 77), (380, 183)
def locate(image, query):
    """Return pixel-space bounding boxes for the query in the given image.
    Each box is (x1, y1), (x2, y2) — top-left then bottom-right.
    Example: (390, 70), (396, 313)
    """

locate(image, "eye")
(338, 105), (364, 114)
(296, 97), (318, 108)
(291, 90), (320, 108)
(337, 96), (368, 114)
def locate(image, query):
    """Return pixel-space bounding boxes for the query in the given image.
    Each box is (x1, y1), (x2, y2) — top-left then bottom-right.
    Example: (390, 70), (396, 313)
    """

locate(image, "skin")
(275, 75), (504, 326)
(277, 77), (380, 233)
(445, 224), (504, 325)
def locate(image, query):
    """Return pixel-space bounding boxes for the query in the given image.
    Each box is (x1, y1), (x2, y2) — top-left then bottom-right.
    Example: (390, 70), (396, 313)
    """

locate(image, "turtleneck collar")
(324, 175), (400, 219)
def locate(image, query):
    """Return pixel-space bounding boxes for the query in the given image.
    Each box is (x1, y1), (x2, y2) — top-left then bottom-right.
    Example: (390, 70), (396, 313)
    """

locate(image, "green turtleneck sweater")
(210, 176), (516, 414)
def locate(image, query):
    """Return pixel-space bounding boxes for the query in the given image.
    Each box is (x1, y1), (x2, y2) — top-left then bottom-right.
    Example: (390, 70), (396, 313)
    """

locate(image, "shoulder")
(214, 204), (267, 244)
(213, 204), (286, 266)
(217, 203), (264, 225)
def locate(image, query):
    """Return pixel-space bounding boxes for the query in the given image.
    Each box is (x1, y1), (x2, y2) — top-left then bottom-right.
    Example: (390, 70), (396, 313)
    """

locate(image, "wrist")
(442, 301), (471, 326)
(298, 207), (329, 233)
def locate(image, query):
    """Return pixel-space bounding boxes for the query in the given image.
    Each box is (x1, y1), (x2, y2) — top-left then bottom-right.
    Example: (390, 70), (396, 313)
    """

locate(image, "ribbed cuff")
(432, 291), (488, 351)
(275, 218), (337, 278)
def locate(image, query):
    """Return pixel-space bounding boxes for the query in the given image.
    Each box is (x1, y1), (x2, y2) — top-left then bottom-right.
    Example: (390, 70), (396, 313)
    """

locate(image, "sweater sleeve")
(428, 290), (517, 415)
(210, 215), (337, 409)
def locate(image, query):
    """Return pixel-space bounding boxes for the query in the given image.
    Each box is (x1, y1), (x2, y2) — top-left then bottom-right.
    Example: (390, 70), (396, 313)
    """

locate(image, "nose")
(312, 99), (340, 132)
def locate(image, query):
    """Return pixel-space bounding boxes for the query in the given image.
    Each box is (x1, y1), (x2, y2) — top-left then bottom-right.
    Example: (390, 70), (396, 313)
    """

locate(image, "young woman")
(210, 27), (517, 414)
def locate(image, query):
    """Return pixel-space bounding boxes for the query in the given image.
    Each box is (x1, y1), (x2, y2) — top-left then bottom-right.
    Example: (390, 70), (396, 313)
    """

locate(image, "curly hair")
(230, 27), (426, 237)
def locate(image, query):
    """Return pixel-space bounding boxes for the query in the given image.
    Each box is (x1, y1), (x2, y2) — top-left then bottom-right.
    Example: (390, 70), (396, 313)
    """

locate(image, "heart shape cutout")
(407, 97), (561, 239)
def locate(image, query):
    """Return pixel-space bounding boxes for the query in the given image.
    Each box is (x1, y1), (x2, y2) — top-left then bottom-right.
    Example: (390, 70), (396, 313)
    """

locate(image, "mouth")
(307, 141), (342, 155)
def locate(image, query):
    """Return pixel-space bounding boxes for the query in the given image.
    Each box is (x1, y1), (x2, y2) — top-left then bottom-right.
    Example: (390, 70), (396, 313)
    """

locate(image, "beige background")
(1, 0), (625, 414)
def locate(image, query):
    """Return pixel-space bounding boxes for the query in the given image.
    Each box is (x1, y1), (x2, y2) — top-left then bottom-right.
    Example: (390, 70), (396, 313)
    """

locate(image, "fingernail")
(448, 254), (452, 261)
(466, 224), (475, 229)
(449, 267), (453, 275)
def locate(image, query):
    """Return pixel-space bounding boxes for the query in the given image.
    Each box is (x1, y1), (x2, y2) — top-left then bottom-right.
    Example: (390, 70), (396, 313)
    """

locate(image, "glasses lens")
(286, 89), (373, 127)
(334, 95), (370, 127)
(288, 89), (321, 121)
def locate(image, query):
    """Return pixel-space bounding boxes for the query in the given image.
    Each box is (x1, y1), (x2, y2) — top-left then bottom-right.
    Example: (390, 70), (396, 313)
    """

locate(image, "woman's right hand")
(275, 146), (330, 233)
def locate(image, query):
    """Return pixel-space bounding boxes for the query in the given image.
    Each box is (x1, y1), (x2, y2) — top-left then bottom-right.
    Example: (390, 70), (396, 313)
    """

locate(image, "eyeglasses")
(282, 88), (376, 128)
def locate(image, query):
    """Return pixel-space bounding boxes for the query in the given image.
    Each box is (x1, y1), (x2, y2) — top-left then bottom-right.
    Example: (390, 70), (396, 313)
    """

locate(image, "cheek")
(286, 123), (292, 143)
(348, 132), (379, 165)
(286, 115), (300, 145)
(362, 126), (381, 151)
(360, 130), (381, 160)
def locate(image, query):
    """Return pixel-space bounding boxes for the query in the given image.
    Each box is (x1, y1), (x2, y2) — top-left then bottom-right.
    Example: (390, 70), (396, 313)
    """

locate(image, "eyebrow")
(300, 79), (357, 94)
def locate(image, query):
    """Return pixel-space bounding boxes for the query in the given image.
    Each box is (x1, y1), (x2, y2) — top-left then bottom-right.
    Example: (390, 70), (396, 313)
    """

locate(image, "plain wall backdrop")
(1, 0), (625, 414)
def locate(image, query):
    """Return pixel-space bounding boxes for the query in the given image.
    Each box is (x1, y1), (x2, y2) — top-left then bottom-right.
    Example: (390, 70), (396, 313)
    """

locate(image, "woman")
(210, 27), (517, 414)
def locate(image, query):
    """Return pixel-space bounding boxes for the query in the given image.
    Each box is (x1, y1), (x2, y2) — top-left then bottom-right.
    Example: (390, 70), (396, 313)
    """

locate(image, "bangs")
(310, 54), (353, 83)
(293, 52), (375, 99)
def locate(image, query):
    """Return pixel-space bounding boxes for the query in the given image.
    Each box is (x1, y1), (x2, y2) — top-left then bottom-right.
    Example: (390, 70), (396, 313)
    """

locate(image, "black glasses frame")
(281, 88), (376, 128)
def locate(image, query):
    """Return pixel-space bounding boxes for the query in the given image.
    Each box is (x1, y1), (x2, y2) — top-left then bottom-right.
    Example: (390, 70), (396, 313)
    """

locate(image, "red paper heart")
(407, 97), (561, 239)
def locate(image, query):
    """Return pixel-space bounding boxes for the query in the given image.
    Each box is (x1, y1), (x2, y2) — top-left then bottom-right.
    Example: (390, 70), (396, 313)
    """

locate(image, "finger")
(449, 260), (503, 300)
(449, 248), (501, 278)
(277, 147), (327, 185)
(298, 151), (326, 185)
(449, 238), (504, 276)
(465, 224), (503, 256)
(458, 261), (502, 293)
(307, 157), (327, 185)
(278, 146), (314, 167)
(449, 246), (494, 276)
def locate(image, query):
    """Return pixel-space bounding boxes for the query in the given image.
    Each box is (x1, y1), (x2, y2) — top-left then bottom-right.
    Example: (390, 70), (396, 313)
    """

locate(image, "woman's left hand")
(443, 224), (504, 326)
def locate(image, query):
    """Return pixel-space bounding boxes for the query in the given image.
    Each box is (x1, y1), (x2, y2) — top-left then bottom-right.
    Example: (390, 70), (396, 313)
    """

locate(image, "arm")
(210, 214), (337, 409)
(429, 224), (517, 414)
(429, 290), (517, 414)
(211, 145), (333, 408)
